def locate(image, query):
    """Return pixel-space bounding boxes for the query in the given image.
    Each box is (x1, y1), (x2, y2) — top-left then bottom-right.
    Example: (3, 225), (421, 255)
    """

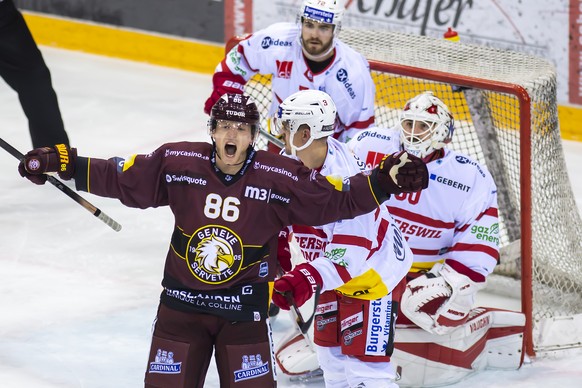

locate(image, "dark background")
(15, 0), (224, 43)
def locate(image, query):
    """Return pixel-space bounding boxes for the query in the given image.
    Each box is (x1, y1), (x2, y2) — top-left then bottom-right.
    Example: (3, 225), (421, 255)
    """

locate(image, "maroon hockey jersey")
(73, 142), (386, 320)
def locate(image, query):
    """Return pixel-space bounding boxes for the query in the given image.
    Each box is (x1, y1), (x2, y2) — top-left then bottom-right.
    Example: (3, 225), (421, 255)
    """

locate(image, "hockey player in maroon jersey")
(17, 93), (427, 388)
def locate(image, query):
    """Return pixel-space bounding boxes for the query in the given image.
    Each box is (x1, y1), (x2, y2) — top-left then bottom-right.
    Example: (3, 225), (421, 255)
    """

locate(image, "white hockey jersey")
(219, 22), (376, 142)
(347, 127), (499, 278)
(290, 137), (413, 300)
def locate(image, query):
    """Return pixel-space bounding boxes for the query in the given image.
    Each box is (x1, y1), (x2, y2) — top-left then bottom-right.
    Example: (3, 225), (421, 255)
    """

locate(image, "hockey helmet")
(273, 89), (337, 156)
(208, 93), (260, 141)
(299, 0), (345, 28)
(399, 92), (455, 158)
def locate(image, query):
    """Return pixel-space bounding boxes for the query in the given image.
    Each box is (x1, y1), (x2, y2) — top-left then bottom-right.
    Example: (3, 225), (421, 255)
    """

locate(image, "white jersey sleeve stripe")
(366, 216), (389, 259)
(477, 207), (499, 219)
(456, 207), (498, 233)
(388, 206), (455, 229)
(293, 225), (327, 238)
(449, 242), (499, 261)
(345, 116), (375, 130)
(331, 234), (373, 250)
(412, 247), (448, 256)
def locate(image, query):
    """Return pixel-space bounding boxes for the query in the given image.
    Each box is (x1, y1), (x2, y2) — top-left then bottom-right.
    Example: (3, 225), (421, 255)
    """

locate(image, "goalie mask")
(298, 0), (345, 60)
(272, 90), (337, 156)
(208, 93), (260, 144)
(399, 92), (455, 158)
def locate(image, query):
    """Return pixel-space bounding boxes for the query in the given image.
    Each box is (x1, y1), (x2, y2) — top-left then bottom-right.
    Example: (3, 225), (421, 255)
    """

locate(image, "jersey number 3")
(204, 193), (240, 222)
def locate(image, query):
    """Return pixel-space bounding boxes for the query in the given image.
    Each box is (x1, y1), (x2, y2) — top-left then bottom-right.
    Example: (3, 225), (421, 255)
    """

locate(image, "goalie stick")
(276, 287), (324, 382)
(0, 137), (122, 232)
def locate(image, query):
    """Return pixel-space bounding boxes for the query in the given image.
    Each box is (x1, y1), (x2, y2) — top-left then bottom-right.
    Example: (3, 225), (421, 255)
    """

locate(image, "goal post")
(226, 29), (582, 357)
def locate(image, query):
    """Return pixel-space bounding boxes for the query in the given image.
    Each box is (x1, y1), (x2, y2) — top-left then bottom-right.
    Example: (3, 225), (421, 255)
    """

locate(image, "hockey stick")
(284, 286), (321, 334)
(0, 137), (122, 232)
(259, 127), (285, 149)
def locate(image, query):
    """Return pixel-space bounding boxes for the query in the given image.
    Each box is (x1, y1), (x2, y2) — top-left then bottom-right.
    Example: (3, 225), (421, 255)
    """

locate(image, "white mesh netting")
(241, 28), (582, 352)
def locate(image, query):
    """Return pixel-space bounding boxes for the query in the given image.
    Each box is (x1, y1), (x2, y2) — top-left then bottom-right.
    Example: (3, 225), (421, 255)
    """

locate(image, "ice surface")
(1, 47), (581, 387)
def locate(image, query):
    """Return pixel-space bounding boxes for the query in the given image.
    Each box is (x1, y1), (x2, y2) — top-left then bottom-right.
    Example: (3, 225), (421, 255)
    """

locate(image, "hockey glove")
(272, 263), (322, 310)
(204, 72), (246, 115)
(374, 151), (428, 194)
(277, 228), (293, 273)
(18, 144), (77, 185)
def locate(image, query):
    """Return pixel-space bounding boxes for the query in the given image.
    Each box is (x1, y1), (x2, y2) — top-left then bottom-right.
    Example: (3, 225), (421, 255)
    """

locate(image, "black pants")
(0, 0), (69, 147)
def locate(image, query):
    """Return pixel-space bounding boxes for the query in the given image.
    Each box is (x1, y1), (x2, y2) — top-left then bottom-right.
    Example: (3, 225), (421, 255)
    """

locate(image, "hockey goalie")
(274, 92), (526, 387)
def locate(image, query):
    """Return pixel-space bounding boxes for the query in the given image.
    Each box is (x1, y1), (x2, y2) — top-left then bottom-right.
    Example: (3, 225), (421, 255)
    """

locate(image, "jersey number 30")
(204, 193), (240, 222)
(395, 191), (421, 205)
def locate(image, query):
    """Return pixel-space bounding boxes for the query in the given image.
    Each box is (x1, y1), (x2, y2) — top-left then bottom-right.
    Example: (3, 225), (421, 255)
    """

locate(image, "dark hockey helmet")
(208, 93), (261, 140)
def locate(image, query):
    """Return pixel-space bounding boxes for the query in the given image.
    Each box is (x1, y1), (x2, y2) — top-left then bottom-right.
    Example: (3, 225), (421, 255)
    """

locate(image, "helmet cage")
(398, 92), (454, 158)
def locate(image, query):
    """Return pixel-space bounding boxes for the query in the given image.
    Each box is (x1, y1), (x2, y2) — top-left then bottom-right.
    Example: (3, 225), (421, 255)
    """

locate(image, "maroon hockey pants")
(144, 304), (276, 388)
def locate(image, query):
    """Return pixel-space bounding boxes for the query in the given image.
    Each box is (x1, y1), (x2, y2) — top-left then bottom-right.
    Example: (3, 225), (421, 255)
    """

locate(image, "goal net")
(233, 28), (582, 357)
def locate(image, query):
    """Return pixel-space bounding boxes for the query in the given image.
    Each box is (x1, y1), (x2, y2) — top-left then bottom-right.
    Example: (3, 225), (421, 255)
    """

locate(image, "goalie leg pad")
(392, 307), (525, 387)
(275, 331), (320, 376)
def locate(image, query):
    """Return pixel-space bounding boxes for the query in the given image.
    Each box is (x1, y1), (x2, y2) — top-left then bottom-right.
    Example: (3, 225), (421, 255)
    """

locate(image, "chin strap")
(289, 130), (315, 157)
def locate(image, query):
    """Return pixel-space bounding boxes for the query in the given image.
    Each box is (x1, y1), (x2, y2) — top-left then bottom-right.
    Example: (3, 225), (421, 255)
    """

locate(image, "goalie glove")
(401, 262), (486, 335)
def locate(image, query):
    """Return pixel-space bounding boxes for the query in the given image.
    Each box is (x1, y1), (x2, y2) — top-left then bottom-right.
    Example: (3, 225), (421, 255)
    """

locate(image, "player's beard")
(301, 37), (334, 60)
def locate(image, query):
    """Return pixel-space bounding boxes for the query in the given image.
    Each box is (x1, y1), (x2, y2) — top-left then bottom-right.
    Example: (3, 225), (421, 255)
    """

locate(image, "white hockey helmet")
(399, 92), (455, 158)
(273, 89), (337, 156)
(298, 0), (345, 61)
(299, 0), (345, 28)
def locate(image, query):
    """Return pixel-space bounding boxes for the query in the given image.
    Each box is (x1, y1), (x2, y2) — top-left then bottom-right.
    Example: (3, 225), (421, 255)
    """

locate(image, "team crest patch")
(149, 348), (182, 374)
(186, 225), (243, 284)
(233, 354), (270, 382)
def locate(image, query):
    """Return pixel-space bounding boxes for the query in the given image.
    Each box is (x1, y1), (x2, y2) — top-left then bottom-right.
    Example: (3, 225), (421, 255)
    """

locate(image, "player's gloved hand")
(203, 72), (246, 115)
(18, 158), (48, 185)
(374, 151), (428, 194)
(18, 144), (77, 185)
(272, 263), (322, 310)
(277, 228), (293, 272)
